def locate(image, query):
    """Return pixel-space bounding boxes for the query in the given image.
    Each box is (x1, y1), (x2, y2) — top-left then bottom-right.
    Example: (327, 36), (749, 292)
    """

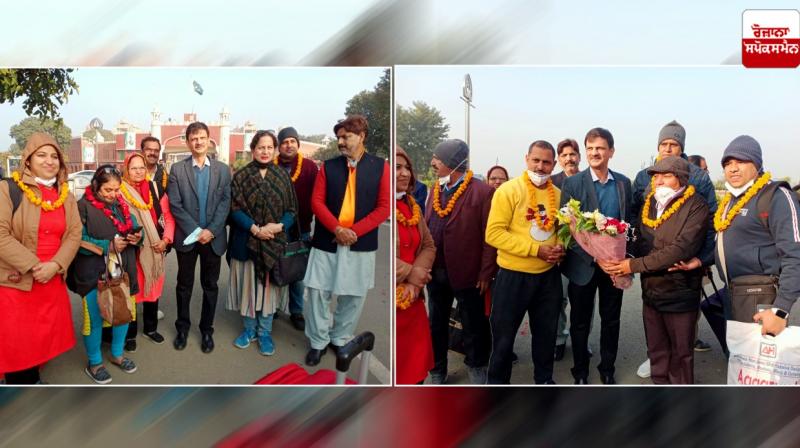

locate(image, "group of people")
(0, 114), (390, 384)
(395, 120), (800, 385)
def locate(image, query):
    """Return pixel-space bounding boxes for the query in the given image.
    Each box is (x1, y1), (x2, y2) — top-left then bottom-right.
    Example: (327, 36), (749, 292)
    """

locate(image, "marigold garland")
(84, 187), (134, 234)
(641, 185), (696, 229)
(120, 182), (154, 210)
(274, 152), (303, 182)
(396, 196), (421, 227)
(432, 170), (473, 218)
(396, 284), (415, 310)
(525, 177), (557, 232)
(11, 171), (69, 212)
(714, 172), (771, 232)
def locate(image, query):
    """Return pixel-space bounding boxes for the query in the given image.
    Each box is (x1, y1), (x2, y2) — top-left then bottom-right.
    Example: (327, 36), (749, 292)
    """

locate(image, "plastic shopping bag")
(726, 320), (800, 385)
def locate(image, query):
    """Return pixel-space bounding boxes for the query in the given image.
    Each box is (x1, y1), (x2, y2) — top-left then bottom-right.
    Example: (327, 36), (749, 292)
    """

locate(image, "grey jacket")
(167, 156), (231, 256)
(559, 168), (633, 286)
(715, 183), (800, 313)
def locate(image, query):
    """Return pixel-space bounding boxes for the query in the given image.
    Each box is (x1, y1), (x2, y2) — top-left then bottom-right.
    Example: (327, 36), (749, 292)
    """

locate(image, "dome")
(89, 117), (103, 130)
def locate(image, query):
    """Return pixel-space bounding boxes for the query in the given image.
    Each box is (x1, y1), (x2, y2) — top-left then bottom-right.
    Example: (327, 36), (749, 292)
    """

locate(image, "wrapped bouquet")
(556, 198), (633, 290)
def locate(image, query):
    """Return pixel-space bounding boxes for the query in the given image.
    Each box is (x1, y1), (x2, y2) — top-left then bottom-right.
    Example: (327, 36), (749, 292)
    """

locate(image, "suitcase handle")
(335, 331), (375, 384)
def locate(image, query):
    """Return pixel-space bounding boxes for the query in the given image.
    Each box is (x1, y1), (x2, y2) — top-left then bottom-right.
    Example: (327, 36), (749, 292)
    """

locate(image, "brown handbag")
(96, 242), (133, 326)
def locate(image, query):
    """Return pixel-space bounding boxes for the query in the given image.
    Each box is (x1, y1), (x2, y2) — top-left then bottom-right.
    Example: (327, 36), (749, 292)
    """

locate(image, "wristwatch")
(772, 308), (789, 320)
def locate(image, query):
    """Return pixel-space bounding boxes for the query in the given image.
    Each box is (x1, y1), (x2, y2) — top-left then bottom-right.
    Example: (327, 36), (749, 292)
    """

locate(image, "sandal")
(85, 364), (112, 384)
(109, 357), (137, 374)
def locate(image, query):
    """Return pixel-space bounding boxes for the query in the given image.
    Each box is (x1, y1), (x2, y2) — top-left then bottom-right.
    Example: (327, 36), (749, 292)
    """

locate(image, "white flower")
(593, 211), (608, 231)
(582, 212), (594, 220)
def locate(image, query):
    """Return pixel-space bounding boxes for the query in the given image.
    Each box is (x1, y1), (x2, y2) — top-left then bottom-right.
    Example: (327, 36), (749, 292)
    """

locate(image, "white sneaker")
(637, 359), (651, 378)
(157, 309), (165, 320)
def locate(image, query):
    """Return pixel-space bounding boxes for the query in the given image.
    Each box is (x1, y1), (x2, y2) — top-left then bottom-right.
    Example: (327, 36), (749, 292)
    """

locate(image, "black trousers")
(4, 367), (40, 384)
(175, 243), (221, 335)
(124, 301), (160, 339)
(488, 267), (561, 384)
(568, 267), (624, 380)
(428, 267), (491, 376)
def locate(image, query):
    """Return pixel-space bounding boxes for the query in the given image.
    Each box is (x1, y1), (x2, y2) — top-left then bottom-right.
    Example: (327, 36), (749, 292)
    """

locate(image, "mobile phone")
(124, 226), (143, 236)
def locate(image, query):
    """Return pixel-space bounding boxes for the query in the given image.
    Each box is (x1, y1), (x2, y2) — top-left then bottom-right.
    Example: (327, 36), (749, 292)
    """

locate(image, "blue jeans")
(243, 313), (274, 337)
(288, 232), (311, 315)
(83, 288), (129, 366)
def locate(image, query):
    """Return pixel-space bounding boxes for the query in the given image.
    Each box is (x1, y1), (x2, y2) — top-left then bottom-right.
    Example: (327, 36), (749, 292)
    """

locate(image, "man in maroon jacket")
(426, 139), (497, 384)
(276, 127), (319, 331)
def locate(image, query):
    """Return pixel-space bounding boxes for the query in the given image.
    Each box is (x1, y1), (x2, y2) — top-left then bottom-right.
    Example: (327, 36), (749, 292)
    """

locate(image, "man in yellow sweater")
(485, 140), (565, 384)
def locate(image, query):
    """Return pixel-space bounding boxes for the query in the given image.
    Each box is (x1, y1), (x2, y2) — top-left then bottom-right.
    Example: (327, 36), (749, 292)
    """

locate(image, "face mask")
(438, 158), (467, 186)
(725, 179), (755, 197)
(653, 186), (680, 208)
(395, 191), (406, 200)
(527, 170), (550, 187)
(35, 176), (57, 187)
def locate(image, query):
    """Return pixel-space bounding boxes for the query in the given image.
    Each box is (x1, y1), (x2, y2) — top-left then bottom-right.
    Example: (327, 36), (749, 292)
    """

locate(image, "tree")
(9, 117), (73, 152)
(344, 68), (390, 159)
(314, 139), (342, 162)
(82, 128), (114, 142)
(396, 100), (450, 177)
(0, 69), (79, 121)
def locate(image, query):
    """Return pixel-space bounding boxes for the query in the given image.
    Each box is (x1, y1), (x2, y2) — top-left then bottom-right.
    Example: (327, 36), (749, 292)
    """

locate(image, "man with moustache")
(485, 140), (564, 384)
(630, 121), (717, 378)
(560, 127), (632, 385)
(426, 139), (496, 384)
(303, 115), (390, 366)
(551, 138), (583, 361)
(275, 126), (319, 331)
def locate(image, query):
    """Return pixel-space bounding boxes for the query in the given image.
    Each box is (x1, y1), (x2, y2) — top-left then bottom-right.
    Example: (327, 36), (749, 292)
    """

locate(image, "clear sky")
(396, 66), (800, 183)
(0, 67), (386, 149)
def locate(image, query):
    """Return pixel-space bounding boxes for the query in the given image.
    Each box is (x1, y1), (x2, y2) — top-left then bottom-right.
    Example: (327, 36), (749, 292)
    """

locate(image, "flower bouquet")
(556, 198), (633, 290)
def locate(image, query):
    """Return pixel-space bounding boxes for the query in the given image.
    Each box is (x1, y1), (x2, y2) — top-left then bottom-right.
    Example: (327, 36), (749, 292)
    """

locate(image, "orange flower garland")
(714, 172), (771, 232)
(120, 182), (154, 210)
(274, 152), (303, 183)
(641, 185), (696, 229)
(396, 284), (415, 310)
(432, 170), (473, 218)
(11, 171), (69, 211)
(396, 196), (421, 227)
(525, 177), (557, 232)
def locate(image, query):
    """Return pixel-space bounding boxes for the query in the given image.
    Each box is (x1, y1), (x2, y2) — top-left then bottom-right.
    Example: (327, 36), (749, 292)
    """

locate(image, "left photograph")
(0, 67), (392, 385)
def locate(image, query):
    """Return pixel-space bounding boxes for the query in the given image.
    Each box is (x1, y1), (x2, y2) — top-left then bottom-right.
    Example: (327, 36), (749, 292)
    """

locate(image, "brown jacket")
(425, 178), (498, 290)
(0, 133), (82, 291)
(396, 201), (436, 284)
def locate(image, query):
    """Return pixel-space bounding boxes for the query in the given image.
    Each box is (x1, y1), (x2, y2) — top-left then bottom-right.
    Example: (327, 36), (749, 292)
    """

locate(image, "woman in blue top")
(226, 131), (298, 356)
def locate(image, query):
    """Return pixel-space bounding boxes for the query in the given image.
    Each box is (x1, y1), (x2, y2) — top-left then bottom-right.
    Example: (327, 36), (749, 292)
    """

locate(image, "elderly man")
(485, 140), (564, 384)
(426, 139), (496, 384)
(714, 135), (800, 335)
(303, 115), (390, 366)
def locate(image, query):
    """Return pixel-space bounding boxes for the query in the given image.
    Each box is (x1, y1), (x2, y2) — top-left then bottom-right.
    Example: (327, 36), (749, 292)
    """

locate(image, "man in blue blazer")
(167, 122), (232, 354)
(559, 127), (632, 385)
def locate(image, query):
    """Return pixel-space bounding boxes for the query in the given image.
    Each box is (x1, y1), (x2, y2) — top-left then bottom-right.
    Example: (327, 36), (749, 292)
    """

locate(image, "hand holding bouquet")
(556, 198), (633, 290)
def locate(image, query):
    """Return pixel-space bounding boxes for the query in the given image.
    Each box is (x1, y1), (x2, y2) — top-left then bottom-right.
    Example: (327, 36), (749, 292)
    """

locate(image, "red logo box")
(742, 10), (800, 68)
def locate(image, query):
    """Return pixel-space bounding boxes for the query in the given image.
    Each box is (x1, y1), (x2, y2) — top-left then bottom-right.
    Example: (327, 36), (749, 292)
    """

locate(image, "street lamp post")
(460, 74), (475, 146)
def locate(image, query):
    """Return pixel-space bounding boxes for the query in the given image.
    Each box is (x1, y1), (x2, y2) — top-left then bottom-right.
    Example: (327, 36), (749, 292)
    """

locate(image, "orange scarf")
(338, 166), (356, 227)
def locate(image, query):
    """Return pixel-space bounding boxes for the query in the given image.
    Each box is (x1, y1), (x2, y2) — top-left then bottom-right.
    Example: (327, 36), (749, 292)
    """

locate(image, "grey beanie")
(433, 139), (469, 170)
(658, 120), (686, 150)
(722, 135), (763, 173)
(648, 156), (690, 186)
(277, 126), (299, 146)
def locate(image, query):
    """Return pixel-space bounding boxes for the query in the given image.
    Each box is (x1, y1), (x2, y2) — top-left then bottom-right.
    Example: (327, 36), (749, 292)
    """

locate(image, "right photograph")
(394, 66), (800, 386)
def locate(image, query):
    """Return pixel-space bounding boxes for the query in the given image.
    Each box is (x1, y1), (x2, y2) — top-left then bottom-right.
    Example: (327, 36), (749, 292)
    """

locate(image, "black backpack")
(3, 179), (22, 215)
(755, 181), (796, 230)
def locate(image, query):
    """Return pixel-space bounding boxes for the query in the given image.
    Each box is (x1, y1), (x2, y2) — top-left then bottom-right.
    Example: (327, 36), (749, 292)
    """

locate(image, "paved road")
(433, 267), (800, 385)
(42, 224), (391, 385)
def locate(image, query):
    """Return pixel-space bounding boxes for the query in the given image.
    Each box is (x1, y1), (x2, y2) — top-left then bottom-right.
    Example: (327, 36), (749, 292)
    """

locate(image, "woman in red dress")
(395, 148), (435, 384)
(0, 133), (82, 384)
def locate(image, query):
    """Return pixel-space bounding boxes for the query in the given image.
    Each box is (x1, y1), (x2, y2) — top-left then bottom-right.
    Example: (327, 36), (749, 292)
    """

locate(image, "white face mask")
(653, 186), (680, 208)
(527, 170), (550, 187)
(725, 179), (755, 197)
(395, 191), (406, 200)
(35, 176), (57, 187)
(438, 158), (467, 186)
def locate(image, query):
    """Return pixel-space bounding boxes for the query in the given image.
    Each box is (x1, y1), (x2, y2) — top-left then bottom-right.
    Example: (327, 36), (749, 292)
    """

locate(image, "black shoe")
(511, 352), (519, 364)
(694, 339), (712, 352)
(174, 332), (187, 351)
(328, 342), (343, 355)
(574, 377), (589, 385)
(143, 331), (165, 344)
(290, 313), (306, 331)
(554, 344), (566, 361)
(600, 374), (616, 385)
(305, 348), (327, 366)
(124, 339), (137, 353)
(540, 379), (557, 385)
(201, 333), (215, 354)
